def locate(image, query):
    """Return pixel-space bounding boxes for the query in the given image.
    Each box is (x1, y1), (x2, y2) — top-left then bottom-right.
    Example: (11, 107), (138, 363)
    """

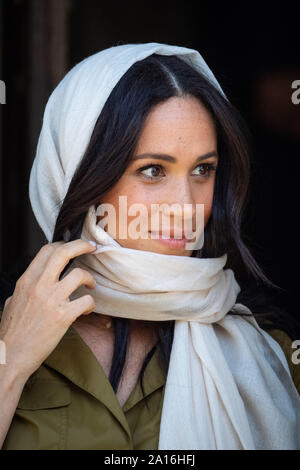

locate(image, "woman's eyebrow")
(131, 151), (218, 163)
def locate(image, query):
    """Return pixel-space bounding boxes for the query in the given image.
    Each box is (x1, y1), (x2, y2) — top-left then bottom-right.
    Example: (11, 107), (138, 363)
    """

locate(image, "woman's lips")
(149, 231), (187, 249)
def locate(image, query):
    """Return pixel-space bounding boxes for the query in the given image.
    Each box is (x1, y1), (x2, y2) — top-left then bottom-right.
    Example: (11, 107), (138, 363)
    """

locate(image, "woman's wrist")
(0, 360), (30, 392)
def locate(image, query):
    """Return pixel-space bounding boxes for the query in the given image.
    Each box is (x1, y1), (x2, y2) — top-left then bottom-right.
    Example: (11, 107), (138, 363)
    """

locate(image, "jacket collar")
(44, 324), (166, 437)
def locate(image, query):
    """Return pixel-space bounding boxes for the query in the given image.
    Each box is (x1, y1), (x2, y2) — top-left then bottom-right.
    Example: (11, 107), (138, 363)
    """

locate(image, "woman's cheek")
(203, 199), (213, 224)
(196, 184), (215, 226)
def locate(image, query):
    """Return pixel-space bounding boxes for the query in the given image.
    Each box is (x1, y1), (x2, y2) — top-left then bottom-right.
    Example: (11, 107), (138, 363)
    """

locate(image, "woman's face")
(97, 95), (218, 256)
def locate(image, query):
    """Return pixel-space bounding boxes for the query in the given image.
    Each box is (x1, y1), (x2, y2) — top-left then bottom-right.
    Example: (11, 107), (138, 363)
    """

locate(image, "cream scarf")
(28, 42), (300, 449)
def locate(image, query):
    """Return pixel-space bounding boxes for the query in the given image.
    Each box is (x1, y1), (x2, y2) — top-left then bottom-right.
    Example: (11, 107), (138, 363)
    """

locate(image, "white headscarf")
(29, 42), (300, 450)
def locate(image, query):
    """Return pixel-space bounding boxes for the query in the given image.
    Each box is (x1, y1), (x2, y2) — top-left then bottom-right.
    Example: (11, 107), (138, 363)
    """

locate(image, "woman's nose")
(161, 179), (196, 218)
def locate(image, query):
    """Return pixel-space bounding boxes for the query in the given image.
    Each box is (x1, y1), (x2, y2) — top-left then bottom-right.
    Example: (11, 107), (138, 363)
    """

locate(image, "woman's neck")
(73, 312), (114, 332)
(72, 312), (159, 343)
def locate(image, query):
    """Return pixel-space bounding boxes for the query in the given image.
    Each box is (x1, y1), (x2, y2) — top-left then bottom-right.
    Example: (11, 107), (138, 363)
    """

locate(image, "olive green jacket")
(1, 310), (299, 450)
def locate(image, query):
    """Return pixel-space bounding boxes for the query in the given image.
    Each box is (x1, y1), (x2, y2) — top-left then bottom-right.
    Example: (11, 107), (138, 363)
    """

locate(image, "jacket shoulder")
(266, 328), (300, 393)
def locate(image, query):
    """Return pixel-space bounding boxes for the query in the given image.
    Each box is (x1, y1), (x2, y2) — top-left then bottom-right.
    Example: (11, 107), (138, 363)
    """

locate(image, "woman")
(0, 42), (299, 450)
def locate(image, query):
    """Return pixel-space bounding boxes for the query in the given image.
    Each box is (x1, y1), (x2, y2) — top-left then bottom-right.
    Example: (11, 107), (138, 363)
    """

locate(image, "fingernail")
(88, 240), (97, 248)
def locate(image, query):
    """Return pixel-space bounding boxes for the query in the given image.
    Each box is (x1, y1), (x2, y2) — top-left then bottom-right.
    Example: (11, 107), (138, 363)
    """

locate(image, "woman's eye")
(138, 164), (164, 179)
(136, 162), (217, 181)
(192, 163), (217, 177)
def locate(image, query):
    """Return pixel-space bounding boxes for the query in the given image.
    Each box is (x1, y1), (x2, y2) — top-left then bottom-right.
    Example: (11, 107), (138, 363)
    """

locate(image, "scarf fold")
(28, 42), (300, 449)
(62, 205), (300, 450)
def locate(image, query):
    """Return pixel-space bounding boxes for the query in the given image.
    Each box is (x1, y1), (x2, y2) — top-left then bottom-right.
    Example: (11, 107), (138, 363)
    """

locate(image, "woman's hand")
(0, 239), (97, 381)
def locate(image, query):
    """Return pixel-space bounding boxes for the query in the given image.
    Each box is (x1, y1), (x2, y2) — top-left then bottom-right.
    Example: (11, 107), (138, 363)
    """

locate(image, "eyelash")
(136, 163), (218, 181)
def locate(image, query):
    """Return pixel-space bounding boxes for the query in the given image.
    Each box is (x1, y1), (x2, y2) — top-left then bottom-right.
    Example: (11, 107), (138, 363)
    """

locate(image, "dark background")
(0, 1), (299, 319)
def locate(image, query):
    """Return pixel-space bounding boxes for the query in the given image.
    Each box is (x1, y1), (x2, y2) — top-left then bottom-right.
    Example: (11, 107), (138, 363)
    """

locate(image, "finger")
(21, 242), (64, 282)
(57, 267), (95, 299)
(40, 239), (97, 285)
(68, 294), (96, 319)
